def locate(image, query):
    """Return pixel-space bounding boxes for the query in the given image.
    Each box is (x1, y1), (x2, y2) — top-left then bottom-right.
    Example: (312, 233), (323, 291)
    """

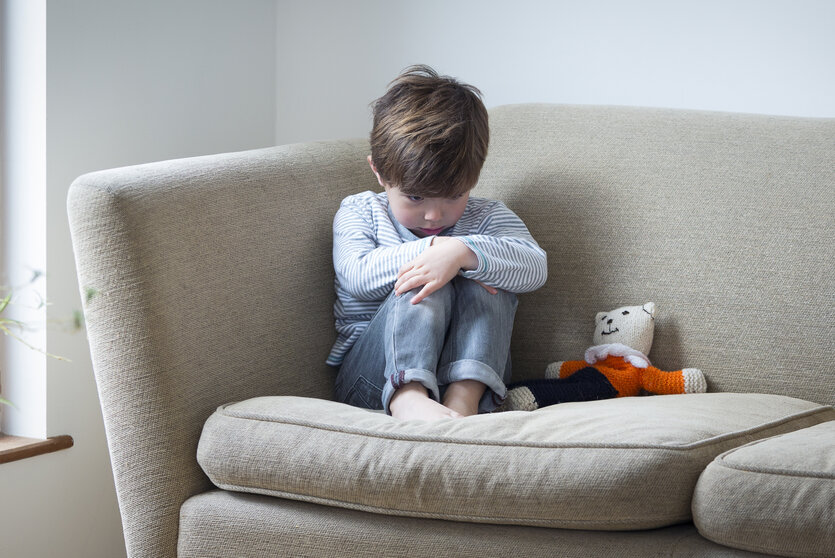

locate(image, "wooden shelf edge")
(0, 434), (74, 464)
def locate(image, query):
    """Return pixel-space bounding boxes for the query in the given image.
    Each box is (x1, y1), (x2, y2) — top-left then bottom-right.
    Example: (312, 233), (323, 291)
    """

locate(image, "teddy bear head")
(592, 302), (656, 355)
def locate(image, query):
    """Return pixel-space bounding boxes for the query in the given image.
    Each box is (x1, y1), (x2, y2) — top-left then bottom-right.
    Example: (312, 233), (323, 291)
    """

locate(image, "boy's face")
(369, 156), (469, 237)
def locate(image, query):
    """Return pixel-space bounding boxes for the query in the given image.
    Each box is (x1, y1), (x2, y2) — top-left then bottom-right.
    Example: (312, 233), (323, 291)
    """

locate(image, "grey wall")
(0, 2), (276, 557)
(275, 0), (835, 145)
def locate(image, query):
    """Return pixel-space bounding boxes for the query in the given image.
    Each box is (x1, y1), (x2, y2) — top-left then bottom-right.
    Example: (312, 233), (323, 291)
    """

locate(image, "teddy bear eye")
(601, 315), (608, 321)
(622, 311), (630, 315)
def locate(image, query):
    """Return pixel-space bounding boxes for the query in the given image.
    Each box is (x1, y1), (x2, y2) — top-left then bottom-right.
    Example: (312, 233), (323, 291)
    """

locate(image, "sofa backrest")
(69, 142), (372, 557)
(69, 104), (832, 557)
(479, 104), (834, 405)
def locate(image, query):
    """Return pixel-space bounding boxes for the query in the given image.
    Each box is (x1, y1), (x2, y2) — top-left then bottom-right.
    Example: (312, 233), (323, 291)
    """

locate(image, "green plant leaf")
(0, 292), (11, 313)
(84, 287), (100, 304)
(0, 280), (71, 377)
(72, 310), (85, 332)
(0, 323), (69, 361)
(0, 317), (24, 329)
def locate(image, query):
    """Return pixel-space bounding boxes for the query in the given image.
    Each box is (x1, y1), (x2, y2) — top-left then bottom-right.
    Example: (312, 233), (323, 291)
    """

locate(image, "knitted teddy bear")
(498, 302), (707, 412)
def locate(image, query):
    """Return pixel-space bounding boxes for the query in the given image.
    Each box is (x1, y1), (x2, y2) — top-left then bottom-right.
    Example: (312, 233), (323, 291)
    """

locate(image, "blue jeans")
(335, 276), (518, 414)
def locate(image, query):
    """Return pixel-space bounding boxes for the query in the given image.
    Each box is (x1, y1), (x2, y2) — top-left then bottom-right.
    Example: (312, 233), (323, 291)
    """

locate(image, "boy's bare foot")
(390, 382), (462, 421)
(442, 380), (487, 417)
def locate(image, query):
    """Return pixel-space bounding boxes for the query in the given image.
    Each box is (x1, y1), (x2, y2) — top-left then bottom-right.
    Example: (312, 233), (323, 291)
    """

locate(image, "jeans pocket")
(344, 376), (384, 410)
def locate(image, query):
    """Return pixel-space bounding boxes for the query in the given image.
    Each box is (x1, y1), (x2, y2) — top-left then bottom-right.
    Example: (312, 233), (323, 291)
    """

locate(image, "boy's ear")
(367, 155), (385, 188)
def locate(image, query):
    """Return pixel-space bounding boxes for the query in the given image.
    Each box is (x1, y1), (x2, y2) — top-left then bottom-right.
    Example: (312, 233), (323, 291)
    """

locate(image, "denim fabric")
(335, 276), (518, 414)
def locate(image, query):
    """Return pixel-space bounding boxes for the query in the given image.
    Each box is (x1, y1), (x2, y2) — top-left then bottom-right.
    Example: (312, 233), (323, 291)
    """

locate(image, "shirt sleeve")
(333, 200), (432, 301)
(456, 201), (548, 293)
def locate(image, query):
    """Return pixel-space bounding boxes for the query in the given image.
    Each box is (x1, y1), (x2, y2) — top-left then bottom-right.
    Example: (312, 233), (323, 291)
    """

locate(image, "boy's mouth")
(419, 227), (445, 235)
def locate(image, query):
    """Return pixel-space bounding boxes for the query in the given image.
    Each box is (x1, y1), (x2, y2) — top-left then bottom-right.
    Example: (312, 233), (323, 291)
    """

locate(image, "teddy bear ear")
(643, 302), (657, 318)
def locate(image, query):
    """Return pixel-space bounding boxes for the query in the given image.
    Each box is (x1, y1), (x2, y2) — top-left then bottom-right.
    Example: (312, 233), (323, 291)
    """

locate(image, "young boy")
(328, 65), (547, 421)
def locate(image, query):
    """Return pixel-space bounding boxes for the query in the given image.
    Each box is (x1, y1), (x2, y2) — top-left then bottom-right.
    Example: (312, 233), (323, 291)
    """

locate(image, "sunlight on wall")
(1, 0), (47, 439)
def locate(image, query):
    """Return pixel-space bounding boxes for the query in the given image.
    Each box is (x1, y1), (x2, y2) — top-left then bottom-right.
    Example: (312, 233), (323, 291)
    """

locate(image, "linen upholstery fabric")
(197, 393), (834, 530)
(67, 105), (835, 558)
(480, 105), (835, 406)
(693, 421), (835, 558)
(178, 490), (774, 558)
(68, 142), (370, 558)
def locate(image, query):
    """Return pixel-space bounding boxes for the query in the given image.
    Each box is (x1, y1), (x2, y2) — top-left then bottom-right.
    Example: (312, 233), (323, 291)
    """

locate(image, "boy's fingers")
(411, 283), (437, 305)
(397, 263), (412, 278)
(395, 273), (428, 296)
(395, 268), (417, 290)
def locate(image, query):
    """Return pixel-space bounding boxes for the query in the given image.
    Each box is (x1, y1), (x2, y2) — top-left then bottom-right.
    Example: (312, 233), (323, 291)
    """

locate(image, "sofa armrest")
(68, 139), (368, 558)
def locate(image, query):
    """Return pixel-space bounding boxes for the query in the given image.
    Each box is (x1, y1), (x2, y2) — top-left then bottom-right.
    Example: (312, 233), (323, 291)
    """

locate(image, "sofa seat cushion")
(197, 393), (834, 531)
(179, 491), (768, 558)
(693, 421), (835, 558)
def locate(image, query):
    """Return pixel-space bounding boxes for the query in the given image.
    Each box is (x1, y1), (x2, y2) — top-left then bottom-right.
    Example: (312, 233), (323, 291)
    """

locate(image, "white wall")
(1, 0), (48, 440)
(0, 1), (276, 557)
(275, 0), (835, 145)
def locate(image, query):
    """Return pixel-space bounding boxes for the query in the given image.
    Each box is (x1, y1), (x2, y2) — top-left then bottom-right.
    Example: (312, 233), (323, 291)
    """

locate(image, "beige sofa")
(68, 104), (835, 558)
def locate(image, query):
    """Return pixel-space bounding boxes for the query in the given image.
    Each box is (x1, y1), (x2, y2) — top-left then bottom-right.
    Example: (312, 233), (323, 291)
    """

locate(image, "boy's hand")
(395, 237), (496, 304)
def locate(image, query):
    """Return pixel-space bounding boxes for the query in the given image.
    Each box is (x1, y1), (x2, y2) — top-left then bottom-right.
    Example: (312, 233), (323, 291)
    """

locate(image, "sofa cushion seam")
(711, 458), (835, 480)
(213, 404), (834, 451)
(212, 481), (692, 527)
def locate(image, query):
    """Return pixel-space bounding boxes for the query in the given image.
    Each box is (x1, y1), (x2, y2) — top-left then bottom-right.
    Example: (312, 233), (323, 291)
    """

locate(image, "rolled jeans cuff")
(437, 359), (508, 414)
(381, 368), (441, 415)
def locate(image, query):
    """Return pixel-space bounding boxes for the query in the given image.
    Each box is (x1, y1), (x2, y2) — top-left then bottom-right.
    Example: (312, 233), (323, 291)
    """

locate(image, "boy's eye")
(407, 195), (423, 202)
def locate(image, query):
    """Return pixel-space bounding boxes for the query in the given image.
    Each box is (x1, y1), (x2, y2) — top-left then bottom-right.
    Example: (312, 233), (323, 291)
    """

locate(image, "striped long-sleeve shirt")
(327, 190), (548, 366)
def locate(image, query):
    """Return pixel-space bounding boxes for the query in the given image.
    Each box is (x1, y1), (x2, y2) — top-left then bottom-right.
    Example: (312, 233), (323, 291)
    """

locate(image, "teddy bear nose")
(607, 319), (613, 325)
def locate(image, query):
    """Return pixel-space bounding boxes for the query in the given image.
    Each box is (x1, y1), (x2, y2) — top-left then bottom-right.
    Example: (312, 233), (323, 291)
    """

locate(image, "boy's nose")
(424, 205), (442, 222)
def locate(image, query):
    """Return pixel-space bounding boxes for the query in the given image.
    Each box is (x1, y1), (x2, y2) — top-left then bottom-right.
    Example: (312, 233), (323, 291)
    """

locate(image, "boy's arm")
(456, 201), (548, 293)
(333, 203), (432, 300)
(394, 236), (490, 304)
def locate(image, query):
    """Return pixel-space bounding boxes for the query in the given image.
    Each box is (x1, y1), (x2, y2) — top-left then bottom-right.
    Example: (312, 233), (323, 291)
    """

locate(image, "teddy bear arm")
(640, 366), (689, 395)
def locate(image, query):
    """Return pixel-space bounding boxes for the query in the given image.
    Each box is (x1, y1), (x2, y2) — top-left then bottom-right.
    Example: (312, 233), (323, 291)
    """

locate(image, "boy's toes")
(391, 396), (462, 421)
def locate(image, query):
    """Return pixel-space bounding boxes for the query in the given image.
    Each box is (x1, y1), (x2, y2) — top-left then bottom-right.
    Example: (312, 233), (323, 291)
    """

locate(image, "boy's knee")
(392, 282), (455, 312)
(397, 281), (455, 307)
(453, 277), (517, 307)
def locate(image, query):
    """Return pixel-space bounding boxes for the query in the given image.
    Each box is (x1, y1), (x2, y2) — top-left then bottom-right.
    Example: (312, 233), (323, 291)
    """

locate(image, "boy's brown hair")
(370, 65), (489, 198)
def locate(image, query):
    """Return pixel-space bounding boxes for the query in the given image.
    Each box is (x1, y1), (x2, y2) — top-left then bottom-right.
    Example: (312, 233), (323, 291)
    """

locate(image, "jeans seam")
(391, 293), (400, 385)
(348, 376), (383, 410)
